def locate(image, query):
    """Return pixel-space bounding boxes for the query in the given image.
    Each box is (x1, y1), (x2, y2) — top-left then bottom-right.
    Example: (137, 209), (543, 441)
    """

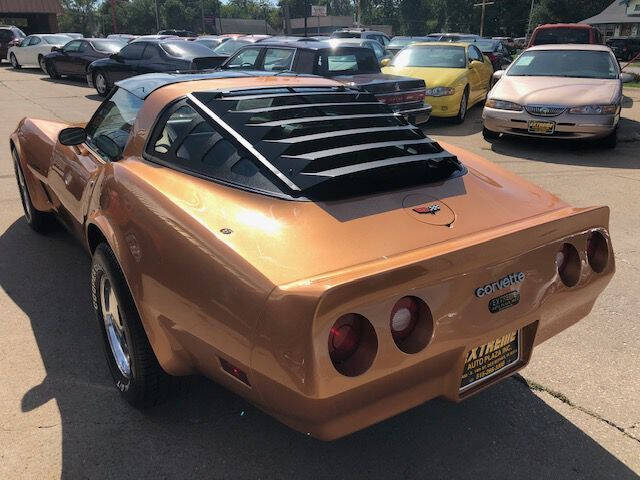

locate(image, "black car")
(44, 38), (126, 80)
(0, 25), (25, 62)
(219, 41), (431, 124)
(472, 38), (512, 71)
(386, 36), (435, 57)
(607, 37), (640, 61)
(87, 39), (219, 96)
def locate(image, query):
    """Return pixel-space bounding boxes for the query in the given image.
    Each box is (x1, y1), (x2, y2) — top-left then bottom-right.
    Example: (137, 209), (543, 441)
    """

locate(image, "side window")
(79, 41), (91, 53)
(85, 88), (143, 158)
(370, 41), (384, 60)
(20, 36), (32, 47)
(468, 45), (482, 62)
(119, 42), (145, 60)
(0, 30), (12, 42)
(30, 36), (42, 46)
(263, 48), (295, 71)
(147, 100), (279, 193)
(225, 47), (261, 69)
(142, 44), (160, 59)
(63, 40), (82, 53)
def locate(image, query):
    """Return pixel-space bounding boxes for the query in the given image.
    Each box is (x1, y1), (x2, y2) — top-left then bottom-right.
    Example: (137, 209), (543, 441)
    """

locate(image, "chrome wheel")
(95, 72), (107, 95)
(39, 56), (47, 74)
(100, 275), (131, 378)
(14, 157), (33, 223)
(10, 53), (18, 69)
(459, 91), (468, 120)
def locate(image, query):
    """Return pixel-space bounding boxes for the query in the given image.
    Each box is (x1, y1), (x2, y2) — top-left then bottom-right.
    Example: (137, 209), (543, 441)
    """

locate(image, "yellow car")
(382, 42), (493, 123)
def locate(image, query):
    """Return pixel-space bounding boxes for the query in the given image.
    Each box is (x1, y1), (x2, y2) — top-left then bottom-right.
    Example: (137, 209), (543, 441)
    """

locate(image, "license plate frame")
(459, 329), (521, 392)
(528, 120), (555, 134)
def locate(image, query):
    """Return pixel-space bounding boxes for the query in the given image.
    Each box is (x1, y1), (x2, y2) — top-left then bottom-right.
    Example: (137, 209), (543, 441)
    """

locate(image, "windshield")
(533, 28), (590, 45)
(195, 39), (220, 50)
(161, 41), (213, 57)
(91, 40), (125, 53)
(392, 45), (466, 68)
(473, 40), (497, 52)
(43, 35), (71, 44)
(213, 39), (249, 55)
(319, 47), (381, 75)
(508, 50), (618, 79)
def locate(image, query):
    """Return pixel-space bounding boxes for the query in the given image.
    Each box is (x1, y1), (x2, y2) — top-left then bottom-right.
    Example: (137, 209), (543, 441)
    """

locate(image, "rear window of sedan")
(508, 50), (618, 79)
(318, 47), (380, 75)
(392, 45), (467, 68)
(213, 39), (249, 56)
(43, 35), (72, 44)
(161, 41), (214, 57)
(533, 28), (590, 45)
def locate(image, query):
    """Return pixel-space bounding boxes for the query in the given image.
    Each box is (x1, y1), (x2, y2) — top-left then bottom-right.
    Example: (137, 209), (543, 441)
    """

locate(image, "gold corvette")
(10, 72), (613, 440)
(383, 42), (493, 122)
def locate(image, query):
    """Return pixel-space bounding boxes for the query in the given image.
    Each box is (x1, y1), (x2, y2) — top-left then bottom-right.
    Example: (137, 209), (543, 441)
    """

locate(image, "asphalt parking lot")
(0, 64), (639, 479)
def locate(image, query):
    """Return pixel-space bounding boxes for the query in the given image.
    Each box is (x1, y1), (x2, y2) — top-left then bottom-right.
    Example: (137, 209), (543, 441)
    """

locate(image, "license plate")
(528, 120), (555, 134)
(460, 330), (520, 392)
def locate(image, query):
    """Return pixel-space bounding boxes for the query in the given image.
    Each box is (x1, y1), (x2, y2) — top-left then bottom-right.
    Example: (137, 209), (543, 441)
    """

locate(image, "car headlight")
(485, 99), (523, 111)
(425, 87), (455, 97)
(568, 105), (618, 115)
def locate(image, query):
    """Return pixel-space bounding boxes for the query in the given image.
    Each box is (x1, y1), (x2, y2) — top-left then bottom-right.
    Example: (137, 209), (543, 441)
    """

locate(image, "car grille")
(525, 105), (566, 117)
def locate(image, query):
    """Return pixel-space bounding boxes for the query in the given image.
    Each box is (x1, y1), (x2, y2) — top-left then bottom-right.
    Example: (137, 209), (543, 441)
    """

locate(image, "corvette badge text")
(475, 272), (525, 298)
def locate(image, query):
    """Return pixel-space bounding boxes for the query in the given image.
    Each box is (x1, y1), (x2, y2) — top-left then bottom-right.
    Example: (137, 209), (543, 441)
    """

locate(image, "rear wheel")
(38, 55), (47, 74)
(10, 53), (20, 69)
(47, 60), (61, 79)
(453, 87), (469, 124)
(12, 148), (54, 233)
(91, 243), (179, 408)
(94, 71), (109, 97)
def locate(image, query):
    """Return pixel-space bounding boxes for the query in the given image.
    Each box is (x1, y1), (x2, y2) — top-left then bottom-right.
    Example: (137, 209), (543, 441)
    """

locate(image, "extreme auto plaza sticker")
(459, 330), (520, 391)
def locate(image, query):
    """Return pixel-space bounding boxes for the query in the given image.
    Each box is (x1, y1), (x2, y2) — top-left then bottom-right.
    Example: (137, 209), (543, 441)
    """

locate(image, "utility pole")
(473, 0), (494, 37)
(154, 0), (160, 31)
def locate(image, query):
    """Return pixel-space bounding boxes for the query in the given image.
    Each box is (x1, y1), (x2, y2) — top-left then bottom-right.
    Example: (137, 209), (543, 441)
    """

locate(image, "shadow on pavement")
(424, 104), (484, 137)
(1, 218), (638, 479)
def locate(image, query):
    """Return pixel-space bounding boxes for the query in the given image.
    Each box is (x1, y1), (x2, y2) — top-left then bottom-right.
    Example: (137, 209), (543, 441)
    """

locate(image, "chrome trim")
(374, 88), (426, 97)
(524, 104), (566, 117)
(187, 92), (301, 191)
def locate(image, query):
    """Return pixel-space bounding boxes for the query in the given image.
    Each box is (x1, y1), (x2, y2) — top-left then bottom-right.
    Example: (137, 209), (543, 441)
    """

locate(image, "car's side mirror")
(110, 53), (122, 61)
(621, 72), (635, 83)
(94, 134), (122, 160)
(52, 46), (62, 53)
(492, 70), (506, 81)
(58, 127), (87, 146)
(380, 57), (390, 67)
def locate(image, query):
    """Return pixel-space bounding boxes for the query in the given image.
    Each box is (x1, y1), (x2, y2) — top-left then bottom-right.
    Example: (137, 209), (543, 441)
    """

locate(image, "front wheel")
(91, 243), (178, 408)
(93, 71), (109, 97)
(46, 59), (61, 79)
(12, 149), (54, 233)
(482, 126), (500, 141)
(10, 53), (20, 69)
(38, 55), (47, 74)
(453, 87), (469, 124)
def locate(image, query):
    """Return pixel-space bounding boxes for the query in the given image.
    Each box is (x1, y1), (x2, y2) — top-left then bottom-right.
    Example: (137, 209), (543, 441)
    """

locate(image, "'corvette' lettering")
(475, 272), (525, 297)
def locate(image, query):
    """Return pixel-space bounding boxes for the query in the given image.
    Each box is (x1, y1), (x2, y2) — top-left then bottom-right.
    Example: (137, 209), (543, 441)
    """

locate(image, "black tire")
(38, 55), (47, 74)
(12, 148), (55, 233)
(91, 243), (178, 408)
(602, 128), (617, 149)
(483, 126), (500, 141)
(93, 70), (109, 97)
(10, 53), (20, 69)
(453, 87), (469, 124)
(47, 60), (61, 79)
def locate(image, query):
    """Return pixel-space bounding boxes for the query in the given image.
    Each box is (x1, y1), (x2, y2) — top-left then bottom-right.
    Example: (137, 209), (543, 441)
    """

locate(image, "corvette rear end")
(9, 73), (614, 441)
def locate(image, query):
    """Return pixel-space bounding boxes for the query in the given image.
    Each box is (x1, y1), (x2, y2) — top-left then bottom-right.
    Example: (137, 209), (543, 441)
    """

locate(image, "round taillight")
(556, 242), (580, 287)
(328, 314), (377, 377)
(390, 297), (419, 341)
(329, 316), (361, 363)
(587, 230), (608, 273)
(390, 296), (433, 354)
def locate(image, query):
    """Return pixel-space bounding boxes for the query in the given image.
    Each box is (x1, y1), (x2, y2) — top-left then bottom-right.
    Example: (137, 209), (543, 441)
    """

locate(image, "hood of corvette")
(382, 66), (467, 88)
(490, 76), (621, 106)
(122, 142), (569, 286)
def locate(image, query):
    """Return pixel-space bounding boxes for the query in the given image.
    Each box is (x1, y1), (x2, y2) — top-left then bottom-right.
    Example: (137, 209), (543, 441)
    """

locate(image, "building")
(0, 0), (61, 34)
(213, 18), (279, 35)
(583, 0), (640, 39)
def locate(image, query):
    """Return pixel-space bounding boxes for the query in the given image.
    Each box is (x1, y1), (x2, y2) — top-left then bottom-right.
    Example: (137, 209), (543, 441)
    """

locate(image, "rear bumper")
(398, 104), (432, 125)
(482, 106), (619, 139)
(249, 207), (614, 440)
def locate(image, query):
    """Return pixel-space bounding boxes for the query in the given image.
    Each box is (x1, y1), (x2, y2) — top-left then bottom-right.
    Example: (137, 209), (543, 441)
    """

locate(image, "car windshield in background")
(161, 41), (214, 57)
(213, 39), (249, 55)
(195, 39), (220, 49)
(392, 45), (466, 68)
(43, 35), (71, 44)
(320, 48), (380, 75)
(473, 40), (497, 51)
(91, 40), (125, 53)
(534, 28), (590, 45)
(388, 37), (434, 49)
(508, 50), (618, 79)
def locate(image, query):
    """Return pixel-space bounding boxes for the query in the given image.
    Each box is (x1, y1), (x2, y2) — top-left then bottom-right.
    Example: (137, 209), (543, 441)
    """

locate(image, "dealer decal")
(460, 330), (520, 391)
(488, 290), (520, 313)
(475, 272), (525, 298)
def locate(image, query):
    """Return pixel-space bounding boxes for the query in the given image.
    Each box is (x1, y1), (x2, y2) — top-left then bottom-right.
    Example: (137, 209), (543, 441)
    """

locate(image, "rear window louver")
(187, 86), (460, 195)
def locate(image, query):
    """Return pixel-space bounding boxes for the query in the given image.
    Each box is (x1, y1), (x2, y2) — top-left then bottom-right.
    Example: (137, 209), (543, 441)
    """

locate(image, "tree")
(59, 0), (100, 35)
